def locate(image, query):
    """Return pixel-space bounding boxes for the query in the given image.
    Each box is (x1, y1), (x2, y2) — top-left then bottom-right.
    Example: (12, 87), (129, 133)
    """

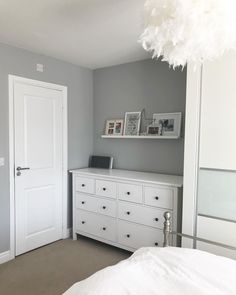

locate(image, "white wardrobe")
(182, 51), (236, 259)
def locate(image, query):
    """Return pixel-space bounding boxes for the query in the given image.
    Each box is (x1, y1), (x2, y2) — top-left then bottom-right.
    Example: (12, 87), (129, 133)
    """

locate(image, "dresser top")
(70, 168), (183, 188)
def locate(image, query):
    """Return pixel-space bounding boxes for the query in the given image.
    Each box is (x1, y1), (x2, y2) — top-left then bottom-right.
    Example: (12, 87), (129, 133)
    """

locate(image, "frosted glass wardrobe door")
(198, 169), (236, 222)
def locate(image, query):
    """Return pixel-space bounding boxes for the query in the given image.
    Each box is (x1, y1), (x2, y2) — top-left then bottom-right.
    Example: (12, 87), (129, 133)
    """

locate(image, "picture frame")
(114, 119), (124, 135)
(105, 119), (124, 135)
(124, 112), (141, 136)
(153, 112), (182, 137)
(147, 123), (160, 135)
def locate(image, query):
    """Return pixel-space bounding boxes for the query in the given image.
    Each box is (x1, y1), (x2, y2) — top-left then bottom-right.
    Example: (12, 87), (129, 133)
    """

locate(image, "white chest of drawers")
(70, 168), (183, 252)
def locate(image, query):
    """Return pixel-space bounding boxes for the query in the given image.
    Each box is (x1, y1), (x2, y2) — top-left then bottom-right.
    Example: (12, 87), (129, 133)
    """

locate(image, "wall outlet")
(36, 63), (44, 72)
(0, 157), (5, 167)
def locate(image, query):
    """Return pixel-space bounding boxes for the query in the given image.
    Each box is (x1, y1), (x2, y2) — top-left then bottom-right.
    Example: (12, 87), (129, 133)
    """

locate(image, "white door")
(14, 80), (64, 255)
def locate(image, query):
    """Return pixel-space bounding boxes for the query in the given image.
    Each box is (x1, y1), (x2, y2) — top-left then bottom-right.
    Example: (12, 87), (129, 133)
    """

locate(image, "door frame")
(8, 75), (68, 259)
(182, 64), (202, 248)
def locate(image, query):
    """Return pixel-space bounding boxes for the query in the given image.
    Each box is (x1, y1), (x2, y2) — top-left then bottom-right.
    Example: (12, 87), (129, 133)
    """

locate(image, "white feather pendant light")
(140, 0), (236, 68)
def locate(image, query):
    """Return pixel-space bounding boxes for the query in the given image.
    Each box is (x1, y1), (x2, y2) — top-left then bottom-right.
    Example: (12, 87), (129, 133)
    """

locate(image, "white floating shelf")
(101, 135), (180, 139)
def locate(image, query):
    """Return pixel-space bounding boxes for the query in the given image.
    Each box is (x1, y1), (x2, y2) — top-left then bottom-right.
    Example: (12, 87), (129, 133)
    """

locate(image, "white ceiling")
(0, 0), (150, 69)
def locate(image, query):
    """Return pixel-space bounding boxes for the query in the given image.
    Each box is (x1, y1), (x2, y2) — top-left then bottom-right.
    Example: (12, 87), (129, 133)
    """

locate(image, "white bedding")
(63, 247), (236, 295)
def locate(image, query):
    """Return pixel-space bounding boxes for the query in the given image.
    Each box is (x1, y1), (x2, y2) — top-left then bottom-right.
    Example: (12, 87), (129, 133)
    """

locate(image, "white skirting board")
(0, 230), (71, 265)
(0, 250), (12, 264)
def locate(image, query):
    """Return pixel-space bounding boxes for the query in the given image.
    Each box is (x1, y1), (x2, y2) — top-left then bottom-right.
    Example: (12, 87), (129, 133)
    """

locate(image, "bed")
(63, 213), (236, 295)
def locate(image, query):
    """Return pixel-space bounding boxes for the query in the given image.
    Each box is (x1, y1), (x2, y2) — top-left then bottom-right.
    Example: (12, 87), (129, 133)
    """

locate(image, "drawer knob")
(126, 234), (130, 238)
(127, 192), (130, 195)
(102, 227), (106, 231)
(155, 196), (159, 200)
(81, 221), (85, 224)
(126, 211), (130, 215)
(81, 201), (85, 204)
(103, 187), (106, 191)
(155, 242), (158, 246)
(155, 218), (159, 222)
(82, 184), (85, 187)
(102, 206), (106, 210)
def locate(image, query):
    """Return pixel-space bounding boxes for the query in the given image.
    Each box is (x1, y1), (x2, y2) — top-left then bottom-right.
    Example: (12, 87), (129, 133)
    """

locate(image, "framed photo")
(153, 112), (182, 137)
(105, 119), (124, 135)
(124, 112), (141, 136)
(114, 119), (124, 135)
(147, 124), (160, 135)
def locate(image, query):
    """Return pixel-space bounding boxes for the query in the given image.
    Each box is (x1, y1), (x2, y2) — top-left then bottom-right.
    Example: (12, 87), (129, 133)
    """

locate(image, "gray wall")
(0, 46), (186, 254)
(0, 43), (93, 253)
(93, 59), (186, 175)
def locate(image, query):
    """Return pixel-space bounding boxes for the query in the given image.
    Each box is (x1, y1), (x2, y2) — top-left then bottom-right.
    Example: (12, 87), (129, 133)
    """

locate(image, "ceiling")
(0, 0), (150, 69)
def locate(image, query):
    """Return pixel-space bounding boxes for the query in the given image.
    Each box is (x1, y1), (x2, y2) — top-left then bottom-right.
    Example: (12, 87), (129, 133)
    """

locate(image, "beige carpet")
(0, 237), (130, 295)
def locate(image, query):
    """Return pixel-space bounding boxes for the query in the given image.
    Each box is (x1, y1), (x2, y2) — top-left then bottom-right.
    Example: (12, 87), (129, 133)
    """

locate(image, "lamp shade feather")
(140, 0), (236, 68)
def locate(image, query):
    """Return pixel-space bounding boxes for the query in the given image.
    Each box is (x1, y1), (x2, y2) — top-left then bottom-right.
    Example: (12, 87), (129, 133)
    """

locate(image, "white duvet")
(63, 247), (236, 295)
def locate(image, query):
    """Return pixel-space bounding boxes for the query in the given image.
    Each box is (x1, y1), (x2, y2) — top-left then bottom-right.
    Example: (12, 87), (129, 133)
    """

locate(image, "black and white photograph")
(159, 119), (174, 132)
(147, 124), (160, 135)
(153, 112), (182, 137)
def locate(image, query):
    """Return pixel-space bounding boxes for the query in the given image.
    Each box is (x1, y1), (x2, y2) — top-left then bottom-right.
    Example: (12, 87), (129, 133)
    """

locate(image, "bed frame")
(163, 211), (236, 251)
